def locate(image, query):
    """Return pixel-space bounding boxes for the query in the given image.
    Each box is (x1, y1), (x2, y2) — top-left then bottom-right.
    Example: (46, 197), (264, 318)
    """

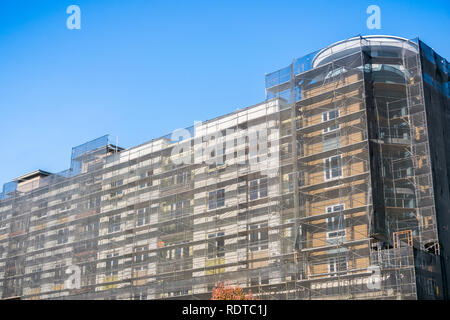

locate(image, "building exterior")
(0, 35), (449, 300)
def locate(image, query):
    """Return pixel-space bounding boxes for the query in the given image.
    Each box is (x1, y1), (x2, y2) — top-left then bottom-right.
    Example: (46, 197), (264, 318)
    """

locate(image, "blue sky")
(0, 0), (449, 186)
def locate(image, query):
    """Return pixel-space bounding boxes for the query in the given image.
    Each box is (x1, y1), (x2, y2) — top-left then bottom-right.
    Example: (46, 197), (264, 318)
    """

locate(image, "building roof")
(13, 170), (52, 183)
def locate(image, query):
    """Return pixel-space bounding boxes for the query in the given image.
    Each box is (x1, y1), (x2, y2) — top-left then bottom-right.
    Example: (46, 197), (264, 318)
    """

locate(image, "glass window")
(106, 253), (119, 276)
(216, 189), (225, 208)
(249, 180), (258, 200)
(137, 208), (150, 226)
(249, 178), (268, 201)
(259, 178), (268, 198)
(108, 215), (121, 233)
(208, 232), (225, 258)
(209, 189), (225, 210)
(57, 229), (69, 244)
(326, 205), (346, 242)
(35, 234), (45, 250)
(208, 191), (216, 210)
(328, 256), (347, 277)
(249, 223), (268, 251)
(322, 109), (340, 133)
(324, 155), (342, 180)
(323, 132), (341, 152)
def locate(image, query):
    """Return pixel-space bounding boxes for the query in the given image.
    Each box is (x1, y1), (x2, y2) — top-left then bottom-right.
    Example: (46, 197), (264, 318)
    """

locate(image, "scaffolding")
(0, 35), (448, 300)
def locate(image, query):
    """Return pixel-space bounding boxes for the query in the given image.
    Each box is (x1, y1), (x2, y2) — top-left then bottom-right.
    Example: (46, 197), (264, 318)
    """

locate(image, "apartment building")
(0, 35), (449, 300)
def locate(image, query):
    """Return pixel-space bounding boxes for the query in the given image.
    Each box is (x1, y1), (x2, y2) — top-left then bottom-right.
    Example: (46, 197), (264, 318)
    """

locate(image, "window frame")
(248, 178), (268, 201)
(35, 234), (45, 250)
(57, 228), (69, 245)
(105, 252), (119, 277)
(207, 232), (225, 259)
(322, 131), (341, 152)
(248, 223), (269, 252)
(208, 189), (225, 210)
(322, 109), (340, 134)
(325, 204), (346, 240)
(328, 256), (348, 277)
(136, 208), (150, 227)
(108, 214), (121, 233)
(324, 155), (343, 181)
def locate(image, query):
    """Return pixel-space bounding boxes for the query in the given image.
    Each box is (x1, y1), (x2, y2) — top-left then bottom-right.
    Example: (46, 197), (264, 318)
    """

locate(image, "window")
(162, 200), (191, 220)
(110, 190), (123, 198)
(134, 246), (148, 270)
(108, 215), (121, 233)
(176, 171), (192, 184)
(11, 219), (26, 232)
(140, 170), (153, 179)
(81, 262), (97, 286)
(54, 264), (65, 282)
(249, 178), (268, 201)
(61, 195), (72, 203)
(216, 142), (226, 166)
(133, 291), (148, 300)
(81, 220), (99, 239)
(173, 200), (190, 218)
(110, 180), (123, 197)
(249, 223), (268, 251)
(326, 204), (346, 240)
(328, 256), (347, 277)
(139, 182), (148, 189)
(159, 243), (190, 261)
(208, 189), (225, 210)
(324, 155), (342, 180)
(93, 175), (102, 184)
(0, 245), (4, 258)
(106, 253), (119, 276)
(326, 204), (344, 214)
(31, 268), (42, 286)
(284, 173), (303, 193)
(11, 238), (25, 251)
(248, 130), (268, 162)
(60, 203), (71, 212)
(166, 290), (190, 297)
(39, 201), (48, 209)
(36, 201), (48, 219)
(281, 122), (292, 137)
(87, 197), (101, 209)
(287, 173), (295, 192)
(249, 180), (258, 200)
(111, 179), (123, 188)
(323, 132), (341, 152)
(57, 228), (69, 244)
(136, 208), (150, 226)
(35, 234), (45, 250)
(280, 142), (292, 157)
(0, 212), (7, 229)
(161, 175), (175, 188)
(208, 232), (225, 258)
(426, 279), (437, 296)
(251, 275), (269, 286)
(161, 171), (191, 188)
(175, 246), (184, 259)
(36, 208), (47, 219)
(322, 109), (340, 133)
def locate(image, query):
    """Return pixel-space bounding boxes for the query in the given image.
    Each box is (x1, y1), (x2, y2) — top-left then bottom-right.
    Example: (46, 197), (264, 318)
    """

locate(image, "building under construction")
(0, 35), (449, 300)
